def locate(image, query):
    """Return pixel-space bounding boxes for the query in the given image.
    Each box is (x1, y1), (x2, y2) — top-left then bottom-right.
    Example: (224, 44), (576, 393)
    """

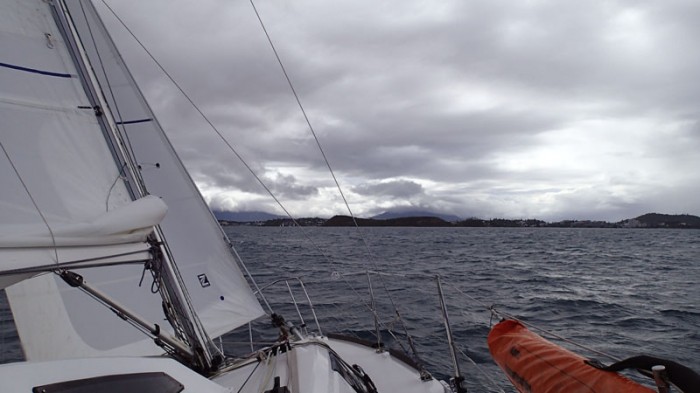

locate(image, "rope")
(77, 1), (142, 198)
(97, 3), (410, 369)
(98, 0), (343, 316)
(455, 346), (507, 393)
(235, 359), (261, 393)
(97, 4), (396, 348)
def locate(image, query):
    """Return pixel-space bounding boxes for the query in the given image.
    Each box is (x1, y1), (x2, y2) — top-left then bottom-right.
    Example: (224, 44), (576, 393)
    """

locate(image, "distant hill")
(625, 213), (700, 228)
(325, 215), (451, 227)
(372, 210), (461, 222)
(212, 211), (283, 222)
(214, 210), (700, 228)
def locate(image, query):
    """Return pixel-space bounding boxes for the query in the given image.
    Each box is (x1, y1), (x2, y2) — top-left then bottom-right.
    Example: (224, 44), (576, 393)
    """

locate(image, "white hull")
(0, 336), (450, 393)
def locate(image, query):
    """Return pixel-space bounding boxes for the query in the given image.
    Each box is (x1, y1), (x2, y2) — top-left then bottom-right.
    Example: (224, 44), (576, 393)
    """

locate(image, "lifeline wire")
(443, 280), (623, 362)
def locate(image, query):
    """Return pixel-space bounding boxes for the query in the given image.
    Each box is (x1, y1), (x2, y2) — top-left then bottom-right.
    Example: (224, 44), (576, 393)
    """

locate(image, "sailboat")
(0, 0), (453, 391)
(2, 1), (698, 392)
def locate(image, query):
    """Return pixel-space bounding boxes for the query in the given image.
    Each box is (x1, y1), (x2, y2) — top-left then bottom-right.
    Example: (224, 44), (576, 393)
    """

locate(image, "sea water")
(2, 227), (698, 392)
(223, 226), (699, 392)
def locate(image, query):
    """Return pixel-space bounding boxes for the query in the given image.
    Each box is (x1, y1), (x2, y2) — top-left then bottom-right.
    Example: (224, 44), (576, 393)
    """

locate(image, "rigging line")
(100, 1), (417, 359)
(77, 2), (144, 201)
(98, 0), (276, 210)
(156, 241), (213, 353)
(245, 0), (373, 265)
(245, 0), (392, 325)
(256, 274), (413, 357)
(65, 273), (185, 356)
(455, 346), (507, 393)
(247, 0), (353, 219)
(86, 3), (213, 368)
(0, 140), (59, 265)
(98, 0), (298, 300)
(490, 307), (622, 363)
(229, 241), (273, 315)
(247, 0), (422, 357)
(99, 0), (377, 331)
(235, 359), (261, 393)
(98, 3), (225, 360)
(444, 281), (622, 362)
(106, 163), (128, 211)
(0, 255), (149, 277)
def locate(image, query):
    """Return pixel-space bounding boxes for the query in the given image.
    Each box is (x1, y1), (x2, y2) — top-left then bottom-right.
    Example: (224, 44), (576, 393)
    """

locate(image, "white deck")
(0, 336), (450, 392)
(0, 357), (228, 392)
(212, 336), (449, 392)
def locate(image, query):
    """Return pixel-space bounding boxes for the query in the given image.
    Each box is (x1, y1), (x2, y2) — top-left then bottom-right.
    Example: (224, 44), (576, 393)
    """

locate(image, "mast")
(50, 0), (215, 370)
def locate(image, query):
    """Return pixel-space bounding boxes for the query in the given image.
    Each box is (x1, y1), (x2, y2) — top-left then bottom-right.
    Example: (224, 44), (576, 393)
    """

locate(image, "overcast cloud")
(98, 0), (700, 221)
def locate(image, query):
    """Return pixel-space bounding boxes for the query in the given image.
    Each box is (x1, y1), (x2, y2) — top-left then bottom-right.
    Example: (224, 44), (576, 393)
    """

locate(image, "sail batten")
(0, 61), (74, 78)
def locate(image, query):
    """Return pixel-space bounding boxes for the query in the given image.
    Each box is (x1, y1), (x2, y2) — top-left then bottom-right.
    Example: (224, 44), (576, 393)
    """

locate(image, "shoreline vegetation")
(218, 213), (700, 229)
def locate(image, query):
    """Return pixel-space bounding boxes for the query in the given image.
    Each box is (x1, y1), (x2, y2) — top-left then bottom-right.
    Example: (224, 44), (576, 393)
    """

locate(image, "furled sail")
(63, 0), (265, 340)
(1, 0), (167, 359)
(0, 196), (166, 288)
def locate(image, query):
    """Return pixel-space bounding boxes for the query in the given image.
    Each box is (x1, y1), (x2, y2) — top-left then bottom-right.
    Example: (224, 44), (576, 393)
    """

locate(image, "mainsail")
(1, 0), (264, 361)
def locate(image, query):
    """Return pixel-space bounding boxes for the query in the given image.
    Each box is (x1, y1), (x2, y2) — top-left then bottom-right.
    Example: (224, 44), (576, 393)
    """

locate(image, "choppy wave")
(224, 227), (700, 392)
(1, 227), (698, 392)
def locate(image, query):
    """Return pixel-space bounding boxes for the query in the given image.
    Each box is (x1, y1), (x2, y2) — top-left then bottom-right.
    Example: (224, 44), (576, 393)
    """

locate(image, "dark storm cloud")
(352, 180), (424, 198)
(101, 0), (700, 219)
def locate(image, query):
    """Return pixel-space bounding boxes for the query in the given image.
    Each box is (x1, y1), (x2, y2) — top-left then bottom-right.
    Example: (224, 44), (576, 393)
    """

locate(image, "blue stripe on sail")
(0, 62), (72, 78)
(116, 118), (153, 125)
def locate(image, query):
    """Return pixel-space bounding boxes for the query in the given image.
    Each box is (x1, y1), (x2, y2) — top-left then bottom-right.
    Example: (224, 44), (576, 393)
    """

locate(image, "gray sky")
(99, 0), (700, 221)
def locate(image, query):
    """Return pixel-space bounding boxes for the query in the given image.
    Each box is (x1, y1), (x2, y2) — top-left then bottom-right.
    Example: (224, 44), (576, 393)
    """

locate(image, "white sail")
(1, 0), (168, 360)
(2, 0), (263, 362)
(64, 0), (265, 339)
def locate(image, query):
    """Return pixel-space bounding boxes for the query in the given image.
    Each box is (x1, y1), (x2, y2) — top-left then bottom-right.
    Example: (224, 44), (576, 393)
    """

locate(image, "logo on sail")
(197, 274), (211, 288)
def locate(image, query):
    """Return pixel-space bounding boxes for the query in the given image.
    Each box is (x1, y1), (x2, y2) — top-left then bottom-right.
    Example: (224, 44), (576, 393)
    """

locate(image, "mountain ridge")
(216, 211), (700, 228)
(371, 210), (461, 222)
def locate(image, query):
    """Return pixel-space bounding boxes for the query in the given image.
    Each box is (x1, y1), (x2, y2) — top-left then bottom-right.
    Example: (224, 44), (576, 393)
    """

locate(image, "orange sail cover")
(488, 319), (654, 393)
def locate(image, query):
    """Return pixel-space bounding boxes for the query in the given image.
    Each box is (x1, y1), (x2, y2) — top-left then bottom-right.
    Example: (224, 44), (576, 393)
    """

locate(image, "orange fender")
(487, 319), (654, 393)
